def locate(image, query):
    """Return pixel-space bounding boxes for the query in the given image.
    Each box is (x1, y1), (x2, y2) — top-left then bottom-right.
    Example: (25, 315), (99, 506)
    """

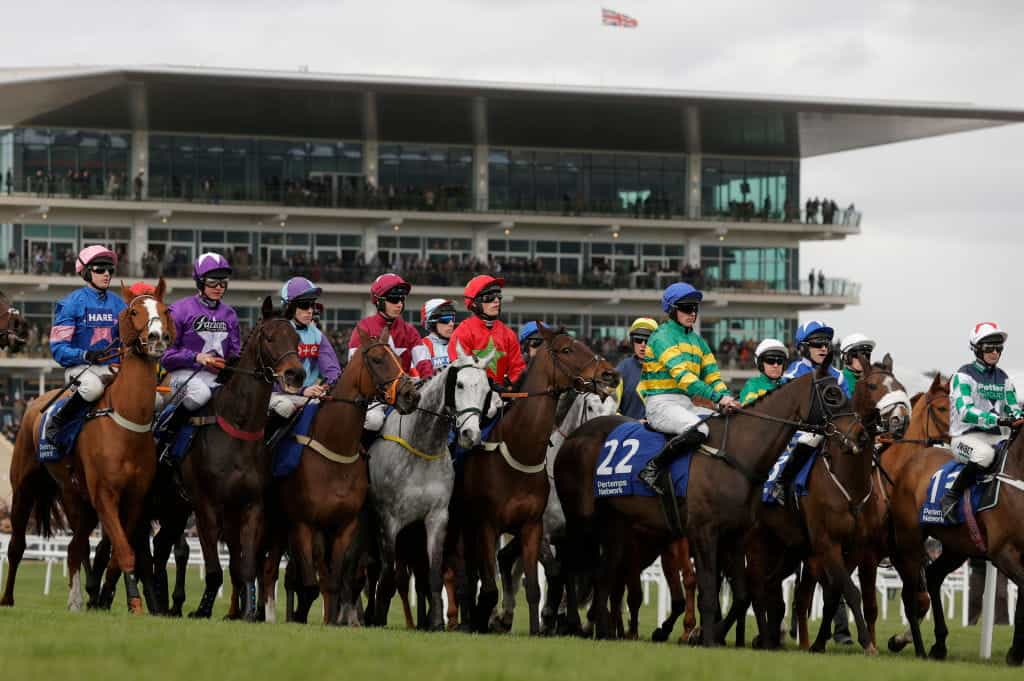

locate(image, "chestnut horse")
(182, 297), (306, 621)
(888, 408), (1024, 663)
(456, 325), (619, 635)
(0, 291), (28, 352)
(556, 358), (852, 643)
(2, 281), (173, 612)
(262, 325), (420, 625)
(745, 358), (903, 654)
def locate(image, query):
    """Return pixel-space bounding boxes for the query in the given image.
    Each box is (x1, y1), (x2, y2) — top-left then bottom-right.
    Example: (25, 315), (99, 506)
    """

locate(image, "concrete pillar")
(687, 153), (702, 219)
(363, 140), (379, 191)
(473, 144), (489, 211)
(38, 368), (45, 397)
(472, 227), (489, 266)
(130, 130), (149, 200)
(686, 236), (701, 268)
(363, 92), (379, 190)
(363, 227), (378, 266)
(130, 214), (148, 276)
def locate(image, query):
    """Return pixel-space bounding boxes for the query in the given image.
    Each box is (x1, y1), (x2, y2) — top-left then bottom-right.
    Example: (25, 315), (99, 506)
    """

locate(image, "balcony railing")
(6, 177), (861, 226)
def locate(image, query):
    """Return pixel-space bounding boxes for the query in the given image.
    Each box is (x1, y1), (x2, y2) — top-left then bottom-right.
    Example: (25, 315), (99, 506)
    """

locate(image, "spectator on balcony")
(818, 270), (826, 295)
(808, 268), (815, 296)
(6, 249), (18, 272)
(4, 169), (11, 195)
(762, 195), (772, 221)
(134, 171), (145, 201)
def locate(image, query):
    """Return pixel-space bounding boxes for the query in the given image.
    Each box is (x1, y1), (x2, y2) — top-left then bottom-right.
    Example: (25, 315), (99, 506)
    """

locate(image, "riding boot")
(940, 461), (982, 522)
(157, 405), (190, 462)
(638, 426), (707, 495)
(771, 442), (816, 502)
(44, 391), (88, 443)
(264, 412), (291, 450)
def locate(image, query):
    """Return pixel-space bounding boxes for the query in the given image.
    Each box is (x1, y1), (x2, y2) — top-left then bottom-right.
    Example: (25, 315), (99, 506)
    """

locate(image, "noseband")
(546, 333), (609, 396)
(358, 339), (407, 406)
(442, 362), (494, 429)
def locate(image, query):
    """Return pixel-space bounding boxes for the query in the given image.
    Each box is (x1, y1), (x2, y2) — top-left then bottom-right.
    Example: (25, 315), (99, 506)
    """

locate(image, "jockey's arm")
(318, 335), (342, 384)
(49, 301), (85, 367)
(951, 371), (999, 429)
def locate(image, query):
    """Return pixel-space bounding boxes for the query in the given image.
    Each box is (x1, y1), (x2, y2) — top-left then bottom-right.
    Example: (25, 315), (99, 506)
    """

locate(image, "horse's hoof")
(168, 606), (183, 618)
(456, 622), (473, 634)
(651, 628), (669, 643)
(887, 635), (907, 653)
(1006, 648), (1024, 667)
(865, 643), (879, 657)
(128, 598), (144, 615)
(188, 609), (211, 619)
(928, 643), (947, 661)
(809, 641), (826, 654)
(751, 634), (762, 650)
(689, 627), (704, 647)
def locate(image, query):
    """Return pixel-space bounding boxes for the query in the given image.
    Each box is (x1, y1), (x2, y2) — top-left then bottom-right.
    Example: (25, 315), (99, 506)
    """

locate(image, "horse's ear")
(155, 278), (167, 302)
(477, 347), (495, 369)
(261, 296), (274, 320)
(356, 325), (371, 346)
(882, 352), (893, 372)
(536, 323), (555, 341)
(939, 374), (950, 391)
(928, 373), (942, 392)
(120, 281), (132, 301)
(454, 340), (468, 359)
(378, 324), (390, 345)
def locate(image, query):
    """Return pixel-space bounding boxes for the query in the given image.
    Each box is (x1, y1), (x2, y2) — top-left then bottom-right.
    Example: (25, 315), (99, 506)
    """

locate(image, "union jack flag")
(602, 8), (638, 28)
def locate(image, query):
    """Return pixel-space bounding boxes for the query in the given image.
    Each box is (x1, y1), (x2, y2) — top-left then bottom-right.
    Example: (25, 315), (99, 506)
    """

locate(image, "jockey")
(941, 322), (1022, 520)
(447, 274), (525, 390)
(637, 283), (739, 493)
(615, 317), (657, 419)
(766, 320), (847, 500)
(45, 245), (126, 442)
(840, 332), (877, 395)
(268, 277), (341, 424)
(158, 252), (241, 447)
(420, 298), (457, 372)
(518, 321), (547, 366)
(739, 338), (788, 406)
(351, 273), (432, 432)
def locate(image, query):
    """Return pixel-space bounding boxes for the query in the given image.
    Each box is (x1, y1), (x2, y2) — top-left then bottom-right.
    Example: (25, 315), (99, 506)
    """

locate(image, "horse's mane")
(739, 370), (815, 411)
(215, 316), (267, 384)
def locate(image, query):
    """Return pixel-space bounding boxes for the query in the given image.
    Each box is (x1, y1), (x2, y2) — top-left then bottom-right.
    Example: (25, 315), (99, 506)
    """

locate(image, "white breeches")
(65, 364), (114, 402)
(269, 393), (315, 419)
(645, 393), (711, 437)
(167, 369), (220, 411)
(951, 432), (1003, 468)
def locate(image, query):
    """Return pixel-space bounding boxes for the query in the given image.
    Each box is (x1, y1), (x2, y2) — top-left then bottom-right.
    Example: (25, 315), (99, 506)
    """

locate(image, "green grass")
(0, 561), (1019, 680)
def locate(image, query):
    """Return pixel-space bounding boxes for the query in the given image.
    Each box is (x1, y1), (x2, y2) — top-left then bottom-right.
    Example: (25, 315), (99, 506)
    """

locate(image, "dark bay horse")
(555, 359), (850, 643)
(888, 410), (1024, 663)
(746, 358), (903, 654)
(2, 282), (173, 612)
(0, 291), (28, 352)
(262, 325), (419, 625)
(457, 325), (619, 635)
(181, 297), (305, 621)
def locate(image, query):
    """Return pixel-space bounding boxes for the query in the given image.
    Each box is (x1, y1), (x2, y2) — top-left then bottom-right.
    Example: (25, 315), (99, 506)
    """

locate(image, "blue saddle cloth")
(761, 447), (819, 505)
(154, 403), (199, 463)
(593, 421), (692, 499)
(272, 403), (322, 478)
(37, 398), (90, 463)
(452, 414), (500, 471)
(919, 450), (1004, 526)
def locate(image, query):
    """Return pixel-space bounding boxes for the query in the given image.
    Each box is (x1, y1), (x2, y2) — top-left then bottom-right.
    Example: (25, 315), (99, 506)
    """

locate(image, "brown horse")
(182, 297), (306, 621)
(611, 535), (698, 641)
(746, 358), (901, 654)
(2, 281), (173, 612)
(262, 325), (419, 625)
(456, 325), (619, 635)
(888, 403), (1024, 663)
(0, 291), (28, 352)
(556, 359), (852, 643)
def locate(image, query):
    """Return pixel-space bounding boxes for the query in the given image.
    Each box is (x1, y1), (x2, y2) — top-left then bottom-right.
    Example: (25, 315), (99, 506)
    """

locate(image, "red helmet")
(370, 273), (411, 304)
(463, 274), (505, 310)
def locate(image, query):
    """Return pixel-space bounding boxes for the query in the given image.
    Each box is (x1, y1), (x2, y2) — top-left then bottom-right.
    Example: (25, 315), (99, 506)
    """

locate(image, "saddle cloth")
(154, 403), (201, 462)
(593, 421), (691, 499)
(272, 403), (321, 478)
(761, 445), (820, 505)
(37, 398), (90, 463)
(919, 448), (1004, 526)
(452, 413), (499, 471)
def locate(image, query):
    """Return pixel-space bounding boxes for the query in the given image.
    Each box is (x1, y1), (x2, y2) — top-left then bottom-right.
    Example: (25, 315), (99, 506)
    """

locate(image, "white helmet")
(754, 338), (788, 361)
(840, 333), (877, 356)
(969, 322), (1008, 349)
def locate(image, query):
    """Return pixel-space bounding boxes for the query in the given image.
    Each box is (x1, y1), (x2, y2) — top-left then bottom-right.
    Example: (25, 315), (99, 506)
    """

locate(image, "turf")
(0, 561), (1019, 680)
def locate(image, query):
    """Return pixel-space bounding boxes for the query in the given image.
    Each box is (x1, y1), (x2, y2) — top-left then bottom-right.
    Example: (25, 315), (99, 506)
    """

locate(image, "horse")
(610, 535), (698, 642)
(745, 357), (904, 654)
(2, 281), (173, 612)
(887, 399), (1024, 664)
(491, 391), (618, 634)
(366, 349), (498, 629)
(262, 325), (420, 625)
(455, 325), (619, 635)
(179, 296), (306, 622)
(0, 291), (28, 352)
(555, 357), (854, 643)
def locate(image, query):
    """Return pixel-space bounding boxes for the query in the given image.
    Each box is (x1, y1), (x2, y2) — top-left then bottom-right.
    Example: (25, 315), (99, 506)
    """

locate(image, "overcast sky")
(2, 0), (1021, 375)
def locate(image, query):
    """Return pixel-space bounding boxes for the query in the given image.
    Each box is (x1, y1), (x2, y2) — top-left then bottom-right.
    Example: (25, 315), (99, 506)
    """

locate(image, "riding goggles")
(630, 335), (649, 345)
(761, 356), (786, 366)
(674, 303), (700, 315)
(432, 314), (456, 324)
(89, 266), (115, 275)
(384, 294), (406, 304)
(805, 339), (832, 349)
(203, 277), (230, 289)
(979, 343), (1004, 354)
(476, 291), (502, 304)
(293, 300), (317, 310)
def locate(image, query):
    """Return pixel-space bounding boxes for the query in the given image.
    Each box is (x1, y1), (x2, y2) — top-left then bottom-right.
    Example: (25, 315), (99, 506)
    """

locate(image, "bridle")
(441, 362), (494, 430)
(354, 338), (407, 406)
(217, 318), (299, 384)
(122, 295), (166, 356)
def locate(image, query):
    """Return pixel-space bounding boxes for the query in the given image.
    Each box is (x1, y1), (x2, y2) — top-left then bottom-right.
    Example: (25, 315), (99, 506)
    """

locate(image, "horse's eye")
(867, 383), (878, 390)
(937, 406), (948, 413)
(130, 309), (137, 317)
(457, 382), (464, 389)
(561, 347), (571, 353)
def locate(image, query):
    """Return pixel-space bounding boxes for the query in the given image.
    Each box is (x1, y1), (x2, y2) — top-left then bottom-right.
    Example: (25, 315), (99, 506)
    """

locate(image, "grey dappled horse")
(367, 348), (498, 630)
(493, 391), (618, 633)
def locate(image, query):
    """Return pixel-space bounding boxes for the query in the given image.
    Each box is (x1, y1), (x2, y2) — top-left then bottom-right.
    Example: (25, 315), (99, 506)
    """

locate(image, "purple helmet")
(280, 277), (322, 305)
(193, 252), (232, 289)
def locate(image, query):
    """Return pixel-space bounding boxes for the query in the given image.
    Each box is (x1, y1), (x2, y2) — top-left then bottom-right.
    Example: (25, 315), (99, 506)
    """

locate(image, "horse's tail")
(10, 416), (64, 538)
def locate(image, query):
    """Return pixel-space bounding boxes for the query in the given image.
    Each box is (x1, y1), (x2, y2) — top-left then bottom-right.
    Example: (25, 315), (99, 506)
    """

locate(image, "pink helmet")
(370, 273), (411, 304)
(75, 245), (117, 275)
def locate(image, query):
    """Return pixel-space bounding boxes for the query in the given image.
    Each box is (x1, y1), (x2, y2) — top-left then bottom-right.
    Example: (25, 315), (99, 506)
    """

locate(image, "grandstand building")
(0, 65), (1020, 397)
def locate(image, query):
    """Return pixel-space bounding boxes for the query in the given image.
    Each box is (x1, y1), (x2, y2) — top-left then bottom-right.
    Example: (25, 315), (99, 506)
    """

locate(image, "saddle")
(920, 446), (1006, 527)
(37, 398), (92, 463)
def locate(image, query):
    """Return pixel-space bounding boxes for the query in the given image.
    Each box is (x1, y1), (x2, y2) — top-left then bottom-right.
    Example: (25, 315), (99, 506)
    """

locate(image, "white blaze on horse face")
(456, 365), (490, 449)
(142, 298), (164, 349)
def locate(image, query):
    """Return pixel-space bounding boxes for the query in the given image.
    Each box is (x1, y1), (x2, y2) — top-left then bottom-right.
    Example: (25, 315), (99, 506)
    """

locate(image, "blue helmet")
(661, 282), (703, 313)
(796, 320), (835, 344)
(518, 321), (546, 344)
